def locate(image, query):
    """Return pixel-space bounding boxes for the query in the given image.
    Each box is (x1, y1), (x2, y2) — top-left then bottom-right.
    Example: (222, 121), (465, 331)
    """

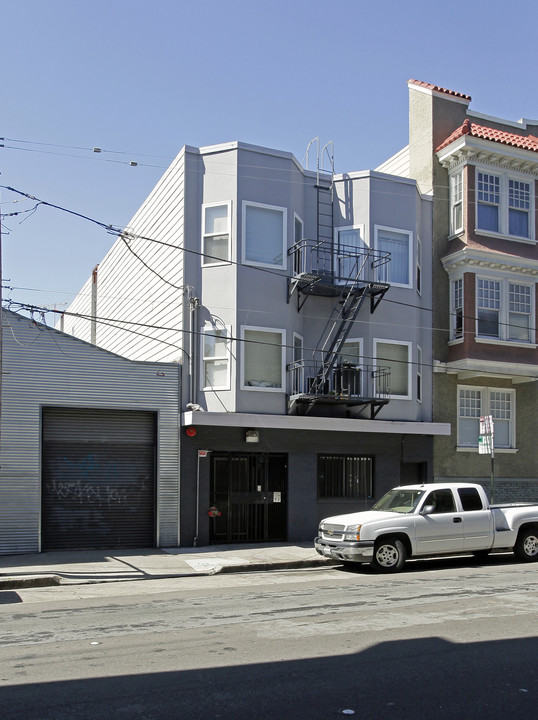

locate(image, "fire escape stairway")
(287, 243), (391, 417)
(309, 256), (380, 396)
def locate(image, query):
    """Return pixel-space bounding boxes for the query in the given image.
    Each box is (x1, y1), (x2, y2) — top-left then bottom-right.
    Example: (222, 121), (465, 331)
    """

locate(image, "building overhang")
(441, 248), (538, 278)
(435, 359), (538, 384)
(182, 411), (451, 436)
(437, 134), (538, 174)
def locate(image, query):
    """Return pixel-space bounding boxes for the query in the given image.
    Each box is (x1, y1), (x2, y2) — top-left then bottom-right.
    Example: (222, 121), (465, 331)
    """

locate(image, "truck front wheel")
(372, 537), (407, 573)
(514, 528), (538, 562)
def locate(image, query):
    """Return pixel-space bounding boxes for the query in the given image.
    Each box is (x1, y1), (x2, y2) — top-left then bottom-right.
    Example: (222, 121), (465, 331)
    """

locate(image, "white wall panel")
(61, 150), (188, 363)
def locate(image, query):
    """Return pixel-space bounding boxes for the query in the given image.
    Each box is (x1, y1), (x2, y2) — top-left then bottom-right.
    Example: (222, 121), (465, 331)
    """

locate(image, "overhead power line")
(4, 300), (535, 382)
(1, 184), (536, 338)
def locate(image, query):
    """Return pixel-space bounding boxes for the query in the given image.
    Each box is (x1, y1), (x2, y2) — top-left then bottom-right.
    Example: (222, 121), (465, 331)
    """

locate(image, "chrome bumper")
(314, 537), (375, 563)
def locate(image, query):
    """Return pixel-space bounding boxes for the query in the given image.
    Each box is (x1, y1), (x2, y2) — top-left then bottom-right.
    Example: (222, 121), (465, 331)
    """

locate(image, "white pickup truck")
(315, 482), (538, 573)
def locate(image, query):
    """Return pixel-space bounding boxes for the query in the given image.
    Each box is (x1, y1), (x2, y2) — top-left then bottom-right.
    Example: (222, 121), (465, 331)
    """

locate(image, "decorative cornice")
(442, 248), (538, 277)
(435, 359), (538, 381)
(437, 140), (538, 175)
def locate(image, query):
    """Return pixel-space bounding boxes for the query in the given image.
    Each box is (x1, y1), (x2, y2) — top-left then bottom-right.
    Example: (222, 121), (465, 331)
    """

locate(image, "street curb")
(0, 575), (62, 590)
(214, 557), (337, 574)
(0, 558), (337, 589)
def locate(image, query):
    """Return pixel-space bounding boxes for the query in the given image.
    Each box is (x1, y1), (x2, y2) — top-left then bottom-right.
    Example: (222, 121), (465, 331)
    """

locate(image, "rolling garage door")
(42, 408), (156, 551)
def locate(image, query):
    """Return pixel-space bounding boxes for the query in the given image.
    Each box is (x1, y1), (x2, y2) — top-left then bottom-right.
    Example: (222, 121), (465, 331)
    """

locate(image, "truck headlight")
(343, 524), (361, 541)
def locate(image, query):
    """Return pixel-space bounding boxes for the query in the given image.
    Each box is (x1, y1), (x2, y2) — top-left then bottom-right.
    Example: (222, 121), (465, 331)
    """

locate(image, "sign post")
(479, 415), (495, 503)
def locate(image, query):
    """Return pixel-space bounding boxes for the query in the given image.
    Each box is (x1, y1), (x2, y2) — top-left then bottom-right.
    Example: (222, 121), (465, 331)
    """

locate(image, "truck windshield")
(371, 489), (425, 513)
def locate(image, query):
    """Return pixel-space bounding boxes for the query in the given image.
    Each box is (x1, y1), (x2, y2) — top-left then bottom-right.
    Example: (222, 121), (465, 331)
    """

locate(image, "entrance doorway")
(209, 453), (287, 543)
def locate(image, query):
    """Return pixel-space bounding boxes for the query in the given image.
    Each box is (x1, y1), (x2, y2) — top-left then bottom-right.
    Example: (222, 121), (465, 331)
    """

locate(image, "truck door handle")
(453, 517), (463, 523)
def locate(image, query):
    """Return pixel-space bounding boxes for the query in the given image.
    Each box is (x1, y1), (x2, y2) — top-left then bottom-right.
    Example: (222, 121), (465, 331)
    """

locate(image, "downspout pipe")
(188, 296), (200, 405)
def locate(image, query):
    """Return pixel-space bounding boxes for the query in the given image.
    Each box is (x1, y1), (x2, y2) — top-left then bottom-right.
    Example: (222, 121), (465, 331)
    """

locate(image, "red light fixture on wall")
(185, 427), (197, 437)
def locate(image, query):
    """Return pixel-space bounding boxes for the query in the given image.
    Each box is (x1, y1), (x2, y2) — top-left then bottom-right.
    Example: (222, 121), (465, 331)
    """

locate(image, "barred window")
(318, 455), (373, 499)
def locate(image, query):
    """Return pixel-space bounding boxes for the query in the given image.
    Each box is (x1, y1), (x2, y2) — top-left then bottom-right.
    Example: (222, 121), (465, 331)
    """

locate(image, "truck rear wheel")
(372, 537), (407, 573)
(514, 528), (538, 562)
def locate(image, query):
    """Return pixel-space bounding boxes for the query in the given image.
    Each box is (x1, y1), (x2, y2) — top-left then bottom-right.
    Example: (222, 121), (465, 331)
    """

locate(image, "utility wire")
(5, 300), (534, 380)
(2, 185), (536, 337)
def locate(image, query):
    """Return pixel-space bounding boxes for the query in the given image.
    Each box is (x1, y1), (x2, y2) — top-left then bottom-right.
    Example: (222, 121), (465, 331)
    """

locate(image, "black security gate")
(42, 408), (156, 551)
(209, 453), (287, 543)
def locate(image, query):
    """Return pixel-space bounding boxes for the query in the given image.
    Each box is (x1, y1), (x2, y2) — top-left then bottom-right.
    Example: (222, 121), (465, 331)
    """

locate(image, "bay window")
(202, 326), (231, 390)
(416, 346), (422, 404)
(476, 169), (534, 241)
(335, 225), (367, 282)
(477, 278), (500, 337)
(242, 327), (285, 390)
(450, 171), (463, 234)
(202, 202), (230, 265)
(374, 226), (412, 287)
(508, 179), (531, 238)
(476, 277), (534, 343)
(508, 283), (532, 341)
(374, 339), (411, 399)
(243, 201), (287, 269)
(452, 278), (463, 339)
(477, 172), (500, 233)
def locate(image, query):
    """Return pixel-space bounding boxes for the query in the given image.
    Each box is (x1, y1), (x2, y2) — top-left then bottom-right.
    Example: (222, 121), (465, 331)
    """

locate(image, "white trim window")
(293, 213), (304, 275)
(202, 326), (231, 390)
(450, 170), (463, 235)
(451, 277), (464, 340)
(416, 234), (422, 295)
(416, 345), (422, 404)
(476, 169), (534, 241)
(242, 326), (285, 391)
(374, 226), (413, 288)
(202, 202), (231, 265)
(339, 338), (362, 366)
(334, 225), (367, 282)
(337, 338), (363, 396)
(291, 332), (304, 394)
(374, 339), (412, 400)
(458, 386), (515, 449)
(242, 201), (287, 269)
(476, 277), (534, 343)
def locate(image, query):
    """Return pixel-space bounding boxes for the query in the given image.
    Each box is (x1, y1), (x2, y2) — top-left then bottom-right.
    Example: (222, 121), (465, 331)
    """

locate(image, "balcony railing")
(289, 239), (390, 286)
(287, 360), (390, 412)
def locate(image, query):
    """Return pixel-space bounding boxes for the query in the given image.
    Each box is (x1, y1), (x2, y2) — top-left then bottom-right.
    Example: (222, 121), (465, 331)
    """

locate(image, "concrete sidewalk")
(0, 543), (336, 590)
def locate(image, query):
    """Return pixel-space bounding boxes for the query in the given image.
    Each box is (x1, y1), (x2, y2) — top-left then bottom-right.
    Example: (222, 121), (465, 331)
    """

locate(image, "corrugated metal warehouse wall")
(0, 310), (181, 555)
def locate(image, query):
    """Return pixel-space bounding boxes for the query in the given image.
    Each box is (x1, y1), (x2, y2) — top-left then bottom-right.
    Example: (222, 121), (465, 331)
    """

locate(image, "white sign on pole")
(480, 415), (493, 436)
(479, 415), (494, 455)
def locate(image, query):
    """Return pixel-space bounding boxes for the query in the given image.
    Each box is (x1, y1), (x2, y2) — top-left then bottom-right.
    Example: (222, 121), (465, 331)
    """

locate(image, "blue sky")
(3, 0), (538, 313)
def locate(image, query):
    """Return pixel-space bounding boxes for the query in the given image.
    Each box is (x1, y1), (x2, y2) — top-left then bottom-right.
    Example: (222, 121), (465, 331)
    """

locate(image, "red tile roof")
(437, 119), (538, 153)
(408, 79), (471, 101)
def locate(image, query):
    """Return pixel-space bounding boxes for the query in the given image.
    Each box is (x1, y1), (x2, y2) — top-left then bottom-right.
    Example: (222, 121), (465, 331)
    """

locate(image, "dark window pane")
(477, 203), (498, 232)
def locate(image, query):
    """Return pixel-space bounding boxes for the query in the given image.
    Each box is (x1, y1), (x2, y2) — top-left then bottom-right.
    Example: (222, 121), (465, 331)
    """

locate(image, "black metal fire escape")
(287, 142), (391, 417)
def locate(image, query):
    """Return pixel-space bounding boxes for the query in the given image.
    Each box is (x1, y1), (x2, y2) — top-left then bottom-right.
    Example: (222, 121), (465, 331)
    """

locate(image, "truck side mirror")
(421, 504), (435, 515)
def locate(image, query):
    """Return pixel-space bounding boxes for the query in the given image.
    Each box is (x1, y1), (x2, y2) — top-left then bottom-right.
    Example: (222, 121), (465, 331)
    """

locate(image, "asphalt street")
(0, 554), (537, 720)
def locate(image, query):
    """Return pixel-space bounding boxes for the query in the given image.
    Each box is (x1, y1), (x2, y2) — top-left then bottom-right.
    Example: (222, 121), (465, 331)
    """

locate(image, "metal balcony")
(287, 239), (390, 311)
(287, 361), (390, 418)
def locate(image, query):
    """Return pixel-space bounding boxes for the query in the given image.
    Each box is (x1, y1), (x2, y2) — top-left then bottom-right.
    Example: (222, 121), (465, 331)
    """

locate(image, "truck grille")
(320, 523), (345, 541)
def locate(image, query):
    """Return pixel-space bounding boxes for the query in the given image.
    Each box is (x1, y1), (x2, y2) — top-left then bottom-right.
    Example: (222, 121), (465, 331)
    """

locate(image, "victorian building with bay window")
(394, 80), (537, 500)
(61, 137), (448, 547)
